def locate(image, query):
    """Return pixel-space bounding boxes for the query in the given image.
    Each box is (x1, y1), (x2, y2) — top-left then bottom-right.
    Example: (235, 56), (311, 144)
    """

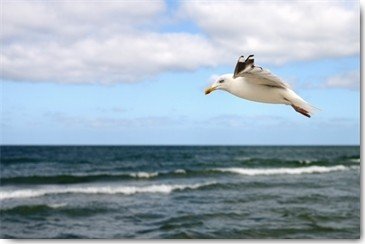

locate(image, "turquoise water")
(0, 146), (360, 239)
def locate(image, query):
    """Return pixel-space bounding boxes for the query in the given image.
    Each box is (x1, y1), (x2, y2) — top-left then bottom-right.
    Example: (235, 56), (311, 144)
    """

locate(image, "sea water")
(0, 146), (360, 238)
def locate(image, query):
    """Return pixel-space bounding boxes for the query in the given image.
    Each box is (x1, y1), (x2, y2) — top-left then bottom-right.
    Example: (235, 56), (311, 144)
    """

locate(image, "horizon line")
(0, 144), (360, 147)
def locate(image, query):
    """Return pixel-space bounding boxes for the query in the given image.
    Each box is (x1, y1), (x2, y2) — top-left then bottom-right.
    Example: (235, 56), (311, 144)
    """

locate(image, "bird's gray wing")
(233, 55), (289, 89)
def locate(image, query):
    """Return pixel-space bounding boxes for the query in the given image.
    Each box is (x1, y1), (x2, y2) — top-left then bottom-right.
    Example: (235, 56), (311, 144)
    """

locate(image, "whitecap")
(49, 203), (67, 209)
(129, 172), (159, 178)
(0, 182), (213, 200)
(174, 169), (186, 174)
(299, 159), (314, 164)
(214, 165), (348, 176)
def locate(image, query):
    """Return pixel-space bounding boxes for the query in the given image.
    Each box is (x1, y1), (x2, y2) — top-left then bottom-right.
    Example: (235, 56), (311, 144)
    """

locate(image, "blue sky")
(1, 0), (360, 145)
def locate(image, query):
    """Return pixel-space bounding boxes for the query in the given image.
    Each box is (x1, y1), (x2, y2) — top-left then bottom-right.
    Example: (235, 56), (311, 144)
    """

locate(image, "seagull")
(205, 55), (318, 118)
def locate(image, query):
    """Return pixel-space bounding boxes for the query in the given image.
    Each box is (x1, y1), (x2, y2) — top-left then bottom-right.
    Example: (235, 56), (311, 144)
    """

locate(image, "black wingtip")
(237, 56), (245, 63)
(245, 55), (254, 61)
(234, 54), (255, 77)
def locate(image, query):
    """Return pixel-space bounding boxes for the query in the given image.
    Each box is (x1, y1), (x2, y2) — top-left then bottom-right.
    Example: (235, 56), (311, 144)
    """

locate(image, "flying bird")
(205, 55), (318, 118)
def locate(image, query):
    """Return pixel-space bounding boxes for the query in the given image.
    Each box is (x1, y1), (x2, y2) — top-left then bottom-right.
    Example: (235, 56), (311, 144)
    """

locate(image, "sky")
(0, 0), (360, 145)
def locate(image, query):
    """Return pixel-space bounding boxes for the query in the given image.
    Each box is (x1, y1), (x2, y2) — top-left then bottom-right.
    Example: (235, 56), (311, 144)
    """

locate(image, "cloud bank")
(180, 1), (359, 63)
(1, 0), (359, 84)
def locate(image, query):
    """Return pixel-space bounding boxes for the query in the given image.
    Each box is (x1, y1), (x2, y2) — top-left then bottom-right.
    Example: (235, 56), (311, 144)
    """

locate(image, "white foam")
(214, 165), (348, 176)
(0, 189), (46, 200)
(129, 172), (159, 178)
(350, 158), (360, 163)
(174, 169), (186, 174)
(0, 182), (212, 200)
(49, 203), (67, 209)
(299, 159), (314, 164)
(0, 203), (67, 211)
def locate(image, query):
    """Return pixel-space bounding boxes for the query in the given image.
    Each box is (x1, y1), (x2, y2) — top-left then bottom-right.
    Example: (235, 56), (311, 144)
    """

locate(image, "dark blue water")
(0, 146), (360, 239)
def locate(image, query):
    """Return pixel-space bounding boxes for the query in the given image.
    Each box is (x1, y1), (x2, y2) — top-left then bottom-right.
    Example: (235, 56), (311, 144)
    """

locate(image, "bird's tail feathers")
(291, 99), (320, 118)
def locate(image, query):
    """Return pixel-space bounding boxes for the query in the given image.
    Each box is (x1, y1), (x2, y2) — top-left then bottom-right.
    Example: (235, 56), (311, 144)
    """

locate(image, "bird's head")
(205, 74), (233, 95)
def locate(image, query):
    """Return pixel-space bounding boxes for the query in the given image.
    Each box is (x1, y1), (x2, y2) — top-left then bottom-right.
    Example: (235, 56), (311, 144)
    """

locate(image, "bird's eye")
(219, 79), (224, 83)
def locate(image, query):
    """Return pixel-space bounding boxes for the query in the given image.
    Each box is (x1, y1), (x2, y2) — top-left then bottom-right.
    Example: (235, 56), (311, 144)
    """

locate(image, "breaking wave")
(0, 182), (214, 200)
(214, 165), (350, 176)
(1, 170), (176, 185)
(128, 172), (159, 178)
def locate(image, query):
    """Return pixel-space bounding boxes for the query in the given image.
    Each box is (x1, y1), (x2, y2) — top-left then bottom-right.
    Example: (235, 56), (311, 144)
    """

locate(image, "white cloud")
(179, 0), (359, 64)
(1, 1), (215, 84)
(1, 0), (359, 84)
(323, 70), (360, 90)
(2, 1), (219, 83)
(2, 1), (166, 41)
(2, 32), (217, 83)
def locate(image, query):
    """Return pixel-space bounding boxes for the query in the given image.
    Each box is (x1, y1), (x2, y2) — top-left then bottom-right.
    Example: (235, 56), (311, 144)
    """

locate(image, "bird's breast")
(228, 80), (286, 104)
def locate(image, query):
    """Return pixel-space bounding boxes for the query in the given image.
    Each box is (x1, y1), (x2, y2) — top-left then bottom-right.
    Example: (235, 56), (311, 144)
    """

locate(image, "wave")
(230, 157), (341, 168)
(214, 165), (349, 176)
(174, 169), (186, 174)
(298, 160), (316, 164)
(232, 156), (361, 167)
(0, 204), (65, 215)
(1, 203), (67, 212)
(349, 158), (360, 163)
(1, 162), (357, 186)
(0, 168), (191, 185)
(1, 157), (43, 164)
(0, 203), (110, 218)
(0, 182), (214, 200)
(128, 172), (159, 178)
(234, 156), (252, 161)
(0, 171), (167, 185)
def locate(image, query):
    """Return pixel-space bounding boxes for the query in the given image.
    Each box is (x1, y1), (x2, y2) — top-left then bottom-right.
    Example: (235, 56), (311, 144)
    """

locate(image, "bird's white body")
(227, 75), (287, 104)
(219, 73), (304, 106)
(205, 54), (318, 118)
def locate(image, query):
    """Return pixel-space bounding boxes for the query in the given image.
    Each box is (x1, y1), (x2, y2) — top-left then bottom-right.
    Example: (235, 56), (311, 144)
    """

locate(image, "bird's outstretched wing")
(233, 55), (289, 89)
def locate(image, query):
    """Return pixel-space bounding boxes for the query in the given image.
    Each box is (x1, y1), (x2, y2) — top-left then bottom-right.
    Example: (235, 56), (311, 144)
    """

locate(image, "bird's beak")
(205, 85), (218, 95)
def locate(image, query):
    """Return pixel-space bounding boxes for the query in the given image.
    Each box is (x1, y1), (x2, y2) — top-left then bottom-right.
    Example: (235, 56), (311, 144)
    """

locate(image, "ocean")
(0, 146), (360, 239)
